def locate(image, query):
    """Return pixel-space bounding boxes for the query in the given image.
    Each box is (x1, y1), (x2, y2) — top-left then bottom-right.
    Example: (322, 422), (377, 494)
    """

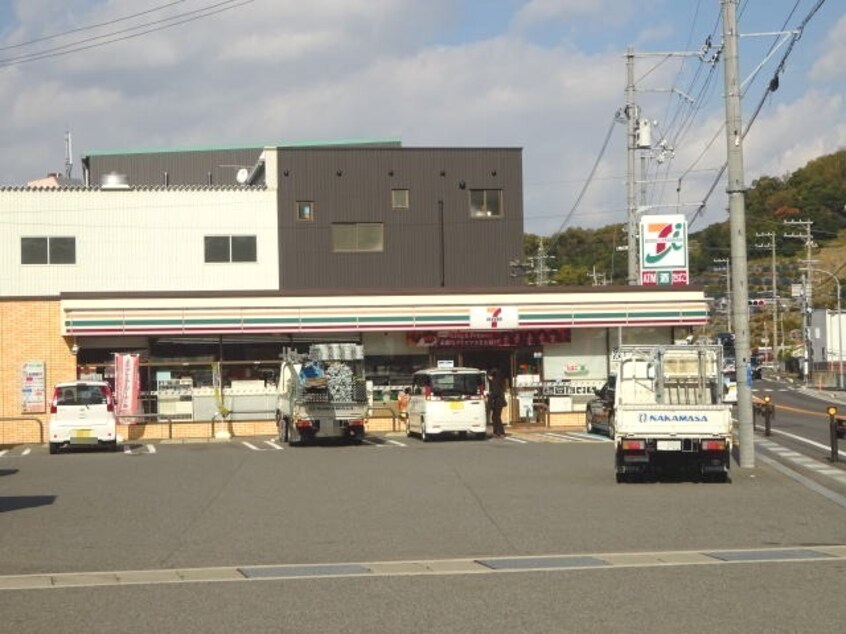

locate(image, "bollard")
(764, 396), (772, 437)
(828, 406), (839, 463)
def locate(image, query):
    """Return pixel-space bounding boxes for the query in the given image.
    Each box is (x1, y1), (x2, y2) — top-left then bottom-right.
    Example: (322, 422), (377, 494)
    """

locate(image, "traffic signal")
(748, 299), (767, 307)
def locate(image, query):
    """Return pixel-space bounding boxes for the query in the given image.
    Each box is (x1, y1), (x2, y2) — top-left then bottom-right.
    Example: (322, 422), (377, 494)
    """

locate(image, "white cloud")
(809, 14), (846, 83)
(0, 0), (843, 238)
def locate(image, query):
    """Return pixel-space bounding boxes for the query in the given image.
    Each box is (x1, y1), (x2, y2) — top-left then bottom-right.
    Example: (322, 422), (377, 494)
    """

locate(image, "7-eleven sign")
(470, 306), (519, 329)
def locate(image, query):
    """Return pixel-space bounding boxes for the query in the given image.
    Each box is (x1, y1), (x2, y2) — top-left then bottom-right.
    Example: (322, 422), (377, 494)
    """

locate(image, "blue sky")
(1, 1), (844, 236)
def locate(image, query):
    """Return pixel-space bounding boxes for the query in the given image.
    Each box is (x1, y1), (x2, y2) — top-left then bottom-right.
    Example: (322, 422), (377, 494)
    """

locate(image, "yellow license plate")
(72, 429), (92, 439)
(449, 402), (464, 411)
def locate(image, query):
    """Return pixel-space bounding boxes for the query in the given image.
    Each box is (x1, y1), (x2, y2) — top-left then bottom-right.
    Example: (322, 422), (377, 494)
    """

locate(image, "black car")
(585, 375), (616, 437)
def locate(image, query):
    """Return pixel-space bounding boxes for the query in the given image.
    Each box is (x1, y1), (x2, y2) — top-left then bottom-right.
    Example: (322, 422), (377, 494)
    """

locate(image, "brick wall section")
(0, 299), (76, 444)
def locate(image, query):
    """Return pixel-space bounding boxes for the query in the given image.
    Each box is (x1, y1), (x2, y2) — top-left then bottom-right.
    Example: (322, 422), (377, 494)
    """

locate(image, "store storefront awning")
(61, 290), (709, 337)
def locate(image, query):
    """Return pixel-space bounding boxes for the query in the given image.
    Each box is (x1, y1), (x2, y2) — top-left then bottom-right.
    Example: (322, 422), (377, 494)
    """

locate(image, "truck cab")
(585, 374), (616, 436)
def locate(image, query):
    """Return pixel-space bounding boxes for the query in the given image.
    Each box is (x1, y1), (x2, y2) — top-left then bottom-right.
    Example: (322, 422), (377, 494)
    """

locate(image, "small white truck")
(611, 344), (733, 482)
(275, 344), (368, 445)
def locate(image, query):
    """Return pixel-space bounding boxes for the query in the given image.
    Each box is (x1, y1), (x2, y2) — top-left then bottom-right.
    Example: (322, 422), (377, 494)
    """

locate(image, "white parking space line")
(123, 445), (133, 455)
(146, 444), (156, 454)
(264, 440), (284, 450)
(0, 450), (8, 458)
(242, 441), (261, 451)
(20, 448), (31, 456)
(504, 435), (529, 444)
(361, 438), (383, 447)
(384, 439), (406, 447)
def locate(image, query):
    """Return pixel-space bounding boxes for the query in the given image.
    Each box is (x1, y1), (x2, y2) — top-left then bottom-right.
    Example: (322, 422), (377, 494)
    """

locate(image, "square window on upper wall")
(297, 201), (314, 222)
(21, 236), (76, 264)
(391, 189), (409, 209)
(469, 189), (503, 218)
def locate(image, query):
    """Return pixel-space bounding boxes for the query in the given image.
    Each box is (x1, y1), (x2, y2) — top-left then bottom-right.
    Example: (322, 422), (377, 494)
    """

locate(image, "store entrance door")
(461, 350), (511, 380)
(461, 349), (513, 425)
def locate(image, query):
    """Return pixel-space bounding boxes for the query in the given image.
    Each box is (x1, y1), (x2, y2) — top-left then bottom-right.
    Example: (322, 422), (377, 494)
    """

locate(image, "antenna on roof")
(64, 128), (73, 179)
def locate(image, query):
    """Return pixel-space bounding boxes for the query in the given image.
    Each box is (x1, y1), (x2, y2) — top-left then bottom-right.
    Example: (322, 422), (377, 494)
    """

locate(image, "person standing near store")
(397, 387), (410, 423)
(487, 368), (506, 438)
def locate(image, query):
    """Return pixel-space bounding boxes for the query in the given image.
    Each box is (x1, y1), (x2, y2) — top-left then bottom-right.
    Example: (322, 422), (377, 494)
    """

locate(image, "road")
(1, 429), (845, 632)
(751, 378), (846, 464)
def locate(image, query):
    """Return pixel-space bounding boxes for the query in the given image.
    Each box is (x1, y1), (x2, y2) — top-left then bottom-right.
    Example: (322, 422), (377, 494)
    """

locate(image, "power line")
(0, 0), (254, 69)
(687, 0), (829, 228)
(0, 0), (188, 52)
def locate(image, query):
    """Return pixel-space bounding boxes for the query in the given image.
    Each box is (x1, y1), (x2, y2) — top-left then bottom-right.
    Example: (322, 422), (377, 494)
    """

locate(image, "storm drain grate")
(476, 556), (608, 571)
(239, 564), (371, 579)
(705, 549), (833, 563)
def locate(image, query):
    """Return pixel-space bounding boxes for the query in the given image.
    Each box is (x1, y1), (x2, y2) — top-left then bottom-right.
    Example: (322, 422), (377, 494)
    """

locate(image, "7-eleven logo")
(487, 307), (503, 328)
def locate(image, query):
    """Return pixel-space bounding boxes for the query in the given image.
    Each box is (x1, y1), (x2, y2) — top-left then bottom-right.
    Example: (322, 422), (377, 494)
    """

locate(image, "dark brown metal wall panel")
(276, 148), (523, 291)
(85, 149), (263, 187)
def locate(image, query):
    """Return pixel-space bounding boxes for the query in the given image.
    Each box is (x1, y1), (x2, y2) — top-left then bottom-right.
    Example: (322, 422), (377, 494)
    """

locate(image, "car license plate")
(72, 429), (92, 439)
(449, 402), (464, 411)
(657, 440), (681, 451)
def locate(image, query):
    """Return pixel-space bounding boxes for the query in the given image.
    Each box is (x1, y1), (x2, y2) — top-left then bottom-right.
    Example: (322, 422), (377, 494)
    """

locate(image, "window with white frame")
(469, 189), (503, 218)
(391, 189), (409, 209)
(332, 223), (384, 253)
(21, 237), (76, 264)
(204, 235), (257, 263)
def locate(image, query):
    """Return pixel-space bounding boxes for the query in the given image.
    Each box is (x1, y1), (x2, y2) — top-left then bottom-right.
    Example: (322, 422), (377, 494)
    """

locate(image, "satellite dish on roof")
(236, 168), (249, 184)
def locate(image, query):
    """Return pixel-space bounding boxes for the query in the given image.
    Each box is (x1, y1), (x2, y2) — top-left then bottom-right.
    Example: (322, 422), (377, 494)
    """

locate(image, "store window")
(21, 236), (76, 264)
(469, 189), (502, 218)
(204, 235), (257, 263)
(391, 189), (409, 209)
(332, 223), (384, 253)
(297, 201), (314, 221)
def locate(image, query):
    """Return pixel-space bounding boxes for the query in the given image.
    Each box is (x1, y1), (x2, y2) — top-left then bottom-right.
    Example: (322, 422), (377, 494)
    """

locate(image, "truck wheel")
(585, 409), (594, 434)
(283, 419), (291, 444)
(405, 418), (412, 438)
(615, 472), (627, 484)
(421, 425), (429, 442)
(49, 442), (60, 455)
(606, 415), (615, 439)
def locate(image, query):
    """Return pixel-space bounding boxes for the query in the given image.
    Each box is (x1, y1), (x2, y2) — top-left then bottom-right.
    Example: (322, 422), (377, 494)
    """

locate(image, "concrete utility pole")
(754, 232), (779, 373)
(722, 0), (754, 468)
(625, 48), (639, 286)
(785, 219), (814, 383)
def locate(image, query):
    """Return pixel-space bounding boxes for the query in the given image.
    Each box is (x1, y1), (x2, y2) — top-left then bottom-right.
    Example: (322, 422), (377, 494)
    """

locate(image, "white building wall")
(542, 329), (609, 382)
(0, 188), (278, 296)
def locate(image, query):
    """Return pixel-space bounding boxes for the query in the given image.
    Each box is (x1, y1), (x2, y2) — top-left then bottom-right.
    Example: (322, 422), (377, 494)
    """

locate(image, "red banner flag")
(114, 353), (141, 422)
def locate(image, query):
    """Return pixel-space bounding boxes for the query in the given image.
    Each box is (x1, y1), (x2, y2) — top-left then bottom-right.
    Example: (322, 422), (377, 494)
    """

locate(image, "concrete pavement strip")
(1, 546), (844, 591)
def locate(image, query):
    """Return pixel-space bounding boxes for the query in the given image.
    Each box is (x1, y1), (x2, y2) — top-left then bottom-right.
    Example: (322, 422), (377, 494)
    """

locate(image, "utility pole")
(785, 219), (814, 383)
(754, 232), (779, 374)
(588, 266), (608, 287)
(722, 0), (754, 468)
(713, 257), (731, 333)
(625, 48), (639, 286)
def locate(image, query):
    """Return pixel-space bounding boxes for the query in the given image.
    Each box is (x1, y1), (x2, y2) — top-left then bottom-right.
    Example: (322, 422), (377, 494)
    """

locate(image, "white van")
(48, 381), (118, 454)
(406, 367), (487, 441)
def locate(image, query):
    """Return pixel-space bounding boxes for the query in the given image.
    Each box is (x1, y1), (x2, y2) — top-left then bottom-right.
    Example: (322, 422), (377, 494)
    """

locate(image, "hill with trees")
(524, 149), (846, 305)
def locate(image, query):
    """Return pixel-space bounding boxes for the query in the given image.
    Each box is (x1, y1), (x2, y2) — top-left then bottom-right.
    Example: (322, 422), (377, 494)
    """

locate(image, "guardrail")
(117, 414), (197, 440)
(0, 417), (45, 444)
